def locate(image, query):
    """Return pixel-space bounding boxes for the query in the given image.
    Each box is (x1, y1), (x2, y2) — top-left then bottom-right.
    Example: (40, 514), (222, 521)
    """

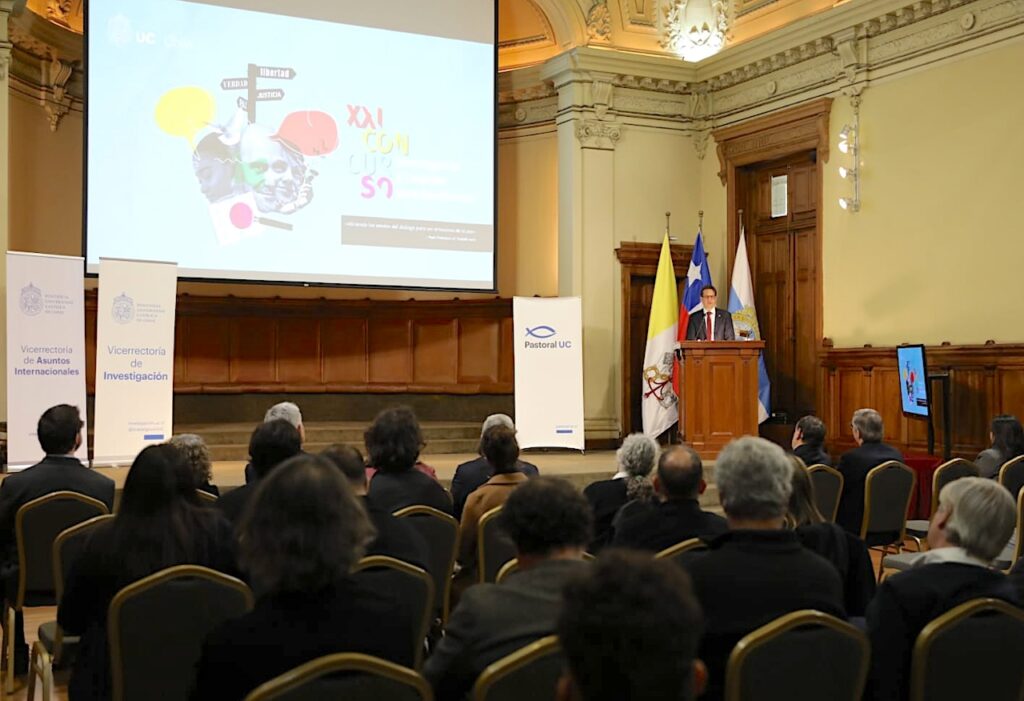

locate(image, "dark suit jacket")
(192, 576), (420, 701)
(368, 469), (453, 516)
(684, 308), (736, 341)
(611, 499), (727, 553)
(865, 563), (1019, 701)
(794, 443), (832, 467)
(583, 478), (628, 552)
(0, 455), (115, 561)
(451, 457), (539, 519)
(835, 441), (904, 535)
(215, 482), (258, 526)
(362, 496), (429, 570)
(795, 522), (875, 616)
(683, 530), (845, 701)
(424, 559), (590, 701)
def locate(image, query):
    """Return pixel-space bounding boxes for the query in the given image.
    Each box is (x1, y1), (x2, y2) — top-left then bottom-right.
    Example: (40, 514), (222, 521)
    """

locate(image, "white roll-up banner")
(513, 297), (585, 451)
(6, 252), (89, 470)
(93, 258), (178, 466)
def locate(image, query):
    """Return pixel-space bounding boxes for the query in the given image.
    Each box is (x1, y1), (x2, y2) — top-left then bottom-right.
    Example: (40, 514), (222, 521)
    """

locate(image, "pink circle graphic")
(230, 202), (253, 229)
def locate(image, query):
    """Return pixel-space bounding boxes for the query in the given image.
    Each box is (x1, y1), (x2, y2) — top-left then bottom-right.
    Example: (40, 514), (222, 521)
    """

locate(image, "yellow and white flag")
(642, 233), (679, 437)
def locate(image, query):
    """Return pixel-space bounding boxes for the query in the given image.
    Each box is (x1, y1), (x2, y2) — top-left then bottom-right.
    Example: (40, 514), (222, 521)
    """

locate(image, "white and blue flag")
(728, 226), (771, 423)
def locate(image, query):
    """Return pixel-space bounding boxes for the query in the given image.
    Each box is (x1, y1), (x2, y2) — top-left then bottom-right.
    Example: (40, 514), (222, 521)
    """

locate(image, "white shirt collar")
(612, 470), (630, 480)
(912, 546), (990, 569)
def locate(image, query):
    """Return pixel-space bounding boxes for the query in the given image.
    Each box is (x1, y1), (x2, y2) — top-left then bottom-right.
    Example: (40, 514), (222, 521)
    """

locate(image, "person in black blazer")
(216, 419), (301, 526)
(866, 477), (1018, 701)
(583, 433), (658, 551)
(0, 405), (115, 672)
(834, 408), (904, 536)
(683, 285), (736, 341)
(365, 407), (452, 515)
(682, 437), (845, 701)
(612, 445), (726, 552)
(451, 414), (539, 519)
(192, 455), (420, 701)
(791, 415), (832, 467)
(169, 433), (220, 496)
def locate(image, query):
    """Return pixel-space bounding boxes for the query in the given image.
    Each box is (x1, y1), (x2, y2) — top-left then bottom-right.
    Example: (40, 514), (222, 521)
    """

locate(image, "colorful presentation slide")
(897, 345), (930, 417)
(86, 0), (495, 290)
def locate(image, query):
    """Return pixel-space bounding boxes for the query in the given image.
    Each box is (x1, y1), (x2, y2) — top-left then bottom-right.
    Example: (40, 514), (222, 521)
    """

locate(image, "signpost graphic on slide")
(220, 63), (294, 124)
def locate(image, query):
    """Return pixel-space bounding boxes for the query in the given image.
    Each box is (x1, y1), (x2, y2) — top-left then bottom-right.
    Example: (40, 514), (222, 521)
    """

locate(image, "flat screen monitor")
(85, 0), (496, 291)
(897, 344), (930, 418)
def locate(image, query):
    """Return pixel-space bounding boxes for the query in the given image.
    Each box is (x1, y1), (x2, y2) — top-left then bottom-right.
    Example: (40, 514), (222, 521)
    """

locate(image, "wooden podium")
(678, 341), (765, 458)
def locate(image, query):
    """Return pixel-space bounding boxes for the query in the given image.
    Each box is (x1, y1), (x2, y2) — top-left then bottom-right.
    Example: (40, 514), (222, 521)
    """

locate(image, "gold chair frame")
(907, 459), (978, 552)
(806, 464), (844, 523)
(393, 505), (460, 624)
(910, 598), (1024, 701)
(495, 559), (519, 584)
(725, 610), (870, 701)
(243, 652), (432, 701)
(195, 489), (218, 505)
(859, 461), (916, 580)
(353, 556), (434, 670)
(998, 455), (1024, 494)
(472, 634), (561, 701)
(477, 505), (515, 585)
(107, 564), (253, 701)
(27, 514), (114, 701)
(2, 491), (109, 696)
(654, 538), (708, 561)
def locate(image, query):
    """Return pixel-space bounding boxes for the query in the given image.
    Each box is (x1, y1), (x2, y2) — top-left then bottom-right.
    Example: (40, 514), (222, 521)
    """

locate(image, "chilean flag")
(678, 230), (714, 342)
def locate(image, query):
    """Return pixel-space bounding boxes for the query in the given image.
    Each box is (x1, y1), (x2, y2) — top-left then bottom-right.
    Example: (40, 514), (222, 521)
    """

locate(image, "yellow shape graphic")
(155, 87), (216, 146)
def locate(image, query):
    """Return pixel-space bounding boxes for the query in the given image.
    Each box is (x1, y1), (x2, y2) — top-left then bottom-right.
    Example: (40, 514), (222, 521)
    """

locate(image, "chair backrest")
(910, 598), (1024, 701)
(393, 505), (459, 623)
(108, 565), (254, 701)
(352, 556), (434, 670)
(195, 489), (218, 505)
(725, 610), (870, 701)
(807, 465), (844, 523)
(1012, 488), (1024, 567)
(472, 635), (563, 701)
(16, 491), (110, 606)
(930, 459), (979, 514)
(478, 506), (516, 584)
(53, 514), (115, 603)
(860, 461), (916, 543)
(495, 558), (519, 584)
(998, 456), (1024, 500)
(654, 538), (708, 569)
(243, 653), (431, 701)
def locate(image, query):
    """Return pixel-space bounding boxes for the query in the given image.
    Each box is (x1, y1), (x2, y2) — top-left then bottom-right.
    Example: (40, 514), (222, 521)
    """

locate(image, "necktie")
(706, 312), (713, 341)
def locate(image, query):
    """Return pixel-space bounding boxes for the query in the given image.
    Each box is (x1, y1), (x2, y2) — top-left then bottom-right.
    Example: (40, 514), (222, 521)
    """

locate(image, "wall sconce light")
(837, 102), (860, 212)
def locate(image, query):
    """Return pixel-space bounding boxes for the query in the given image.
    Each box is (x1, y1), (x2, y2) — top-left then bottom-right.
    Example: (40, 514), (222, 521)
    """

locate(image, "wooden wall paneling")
(277, 318), (322, 385)
(413, 320), (458, 386)
(181, 317), (231, 387)
(499, 317), (515, 385)
(998, 367), (1024, 416)
(231, 317), (277, 384)
(323, 318), (368, 386)
(173, 319), (187, 385)
(950, 367), (994, 454)
(85, 305), (97, 391)
(458, 318), (501, 384)
(871, 367), (906, 446)
(368, 319), (413, 384)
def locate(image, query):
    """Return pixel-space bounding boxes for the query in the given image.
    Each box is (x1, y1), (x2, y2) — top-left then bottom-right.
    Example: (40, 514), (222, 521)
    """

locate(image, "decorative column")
(541, 54), (622, 443)
(0, 1), (16, 423)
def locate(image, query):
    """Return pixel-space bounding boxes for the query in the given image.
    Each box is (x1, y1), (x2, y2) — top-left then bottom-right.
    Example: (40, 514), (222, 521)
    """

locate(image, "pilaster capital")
(574, 119), (622, 150)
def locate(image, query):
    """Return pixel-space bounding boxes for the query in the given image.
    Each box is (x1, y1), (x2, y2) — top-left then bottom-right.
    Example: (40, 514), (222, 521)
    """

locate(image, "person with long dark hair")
(976, 415), (1024, 479)
(58, 444), (236, 700)
(364, 406), (452, 515)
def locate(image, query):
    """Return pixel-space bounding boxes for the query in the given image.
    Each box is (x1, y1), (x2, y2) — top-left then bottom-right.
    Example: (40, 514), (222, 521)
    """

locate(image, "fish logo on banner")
(526, 326), (557, 339)
(19, 283), (43, 317)
(111, 292), (135, 324)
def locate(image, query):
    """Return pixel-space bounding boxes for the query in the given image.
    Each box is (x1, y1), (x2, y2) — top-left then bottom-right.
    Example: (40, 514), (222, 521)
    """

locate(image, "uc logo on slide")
(525, 326), (557, 339)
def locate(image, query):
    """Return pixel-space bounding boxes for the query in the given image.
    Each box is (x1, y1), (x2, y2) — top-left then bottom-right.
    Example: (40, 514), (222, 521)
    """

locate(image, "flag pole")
(665, 211), (672, 239)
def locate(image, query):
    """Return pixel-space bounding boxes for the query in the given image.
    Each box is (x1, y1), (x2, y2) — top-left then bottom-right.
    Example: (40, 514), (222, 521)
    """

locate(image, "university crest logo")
(19, 283), (43, 316)
(112, 292), (135, 324)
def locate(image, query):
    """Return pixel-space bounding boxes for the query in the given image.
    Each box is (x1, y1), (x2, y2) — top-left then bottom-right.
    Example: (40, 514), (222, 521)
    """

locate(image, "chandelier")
(661, 0), (730, 62)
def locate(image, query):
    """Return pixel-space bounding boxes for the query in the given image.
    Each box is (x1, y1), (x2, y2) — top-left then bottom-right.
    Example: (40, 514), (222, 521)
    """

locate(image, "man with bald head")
(612, 445), (727, 552)
(450, 414), (539, 519)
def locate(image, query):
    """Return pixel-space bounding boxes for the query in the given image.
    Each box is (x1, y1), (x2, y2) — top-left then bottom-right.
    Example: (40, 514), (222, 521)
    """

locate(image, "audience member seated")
(583, 433), (657, 552)
(611, 445), (726, 552)
(975, 414), (1024, 479)
(320, 444), (428, 569)
(218, 420), (301, 525)
(835, 408), (904, 535)
(787, 458), (875, 616)
(169, 433), (219, 497)
(683, 437), (844, 701)
(451, 414), (539, 519)
(192, 454), (420, 701)
(244, 401), (306, 483)
(791, 415), (832, 467)
(557, 550), (706, 701)
(365, 407), (452, 515)
(425, 477), (592, 701)
(866, 477), (1017, 700)
(0, 404), (115, 674)
(58, 444), (236, 700)
(455, 425), (529, 587)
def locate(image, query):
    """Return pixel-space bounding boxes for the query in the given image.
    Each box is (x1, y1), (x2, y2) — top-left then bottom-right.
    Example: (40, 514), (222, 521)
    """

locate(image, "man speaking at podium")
(685, 285), (736, 341)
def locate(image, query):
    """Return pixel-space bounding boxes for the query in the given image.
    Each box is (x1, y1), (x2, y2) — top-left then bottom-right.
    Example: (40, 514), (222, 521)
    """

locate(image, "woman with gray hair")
(583, 433), (659, 552)
(169, 433), (219, 496)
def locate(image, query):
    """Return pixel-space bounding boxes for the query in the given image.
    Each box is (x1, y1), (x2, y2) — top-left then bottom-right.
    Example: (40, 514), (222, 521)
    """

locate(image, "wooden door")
(741, 151), (819, 419)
